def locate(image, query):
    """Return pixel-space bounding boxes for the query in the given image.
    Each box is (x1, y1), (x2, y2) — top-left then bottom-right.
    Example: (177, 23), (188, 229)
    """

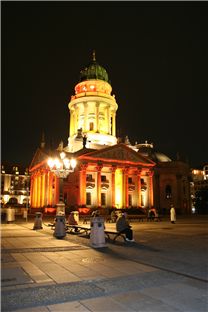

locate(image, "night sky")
(2, 1), (208, 168)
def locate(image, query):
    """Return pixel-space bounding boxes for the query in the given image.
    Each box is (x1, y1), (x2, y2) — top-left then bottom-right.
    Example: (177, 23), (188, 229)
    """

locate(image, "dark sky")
(2, 1), (208, 168)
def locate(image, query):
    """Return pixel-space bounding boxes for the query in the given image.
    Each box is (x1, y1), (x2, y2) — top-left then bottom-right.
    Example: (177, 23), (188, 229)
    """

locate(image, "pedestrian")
(68, 212), (78, 226)
(110, 209), (117, 223)
(116, 211), (135, 242)
(68, 212), (78, 232)
(91, 210), (100, 218)
(170, 204), (176, 224)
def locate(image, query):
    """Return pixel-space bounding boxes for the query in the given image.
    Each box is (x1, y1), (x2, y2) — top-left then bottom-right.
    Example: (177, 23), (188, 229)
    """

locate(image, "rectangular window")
(89, 122), (94, 131)
(86, 192), (91, 205)
(128, 177), (133, 184)
(86, 174), (93, 181)
(101, 175), (106, 182)
(128, 194), (132, 206)
(101, 193), (106, 206)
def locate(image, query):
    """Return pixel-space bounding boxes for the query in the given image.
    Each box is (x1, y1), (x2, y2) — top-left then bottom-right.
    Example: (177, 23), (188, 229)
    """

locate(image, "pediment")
(79, 143), (155, 165)
(29, 148), (49, 170)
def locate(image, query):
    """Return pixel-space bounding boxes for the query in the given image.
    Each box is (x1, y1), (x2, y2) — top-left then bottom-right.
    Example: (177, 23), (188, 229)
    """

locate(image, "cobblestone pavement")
(1, 216), (208, 311)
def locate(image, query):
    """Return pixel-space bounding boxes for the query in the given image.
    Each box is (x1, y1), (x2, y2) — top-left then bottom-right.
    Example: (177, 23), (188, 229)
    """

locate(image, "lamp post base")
(56, 202), (65, 216)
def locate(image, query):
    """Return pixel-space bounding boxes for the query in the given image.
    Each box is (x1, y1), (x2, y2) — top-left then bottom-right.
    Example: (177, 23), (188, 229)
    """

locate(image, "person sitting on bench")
(68, 212), (78, 232)
(116, 211), (135, 242)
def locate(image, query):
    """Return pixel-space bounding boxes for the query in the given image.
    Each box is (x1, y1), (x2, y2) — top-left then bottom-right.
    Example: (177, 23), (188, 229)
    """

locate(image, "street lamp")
(47, 152), (76, 215)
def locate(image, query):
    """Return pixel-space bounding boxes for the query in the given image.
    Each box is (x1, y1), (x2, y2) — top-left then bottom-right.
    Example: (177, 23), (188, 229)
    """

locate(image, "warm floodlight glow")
(47, 153), (76, 179)
(63, 158), (70, 169)
(115, 169), (123, 208)
(54, 158), (61, 169)
(47, 158), (54, 169)
(60, 152), (66, 160)
(70, 158), (77, 169)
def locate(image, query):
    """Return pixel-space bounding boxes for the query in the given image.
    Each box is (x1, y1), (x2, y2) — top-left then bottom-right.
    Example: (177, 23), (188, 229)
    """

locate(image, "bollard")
(33, 212), (43, 230)
(6, 207), (15, 223)
(90, 216), (106, 248)
(54, 212), (66, 239)
(23, 209), (28, 220)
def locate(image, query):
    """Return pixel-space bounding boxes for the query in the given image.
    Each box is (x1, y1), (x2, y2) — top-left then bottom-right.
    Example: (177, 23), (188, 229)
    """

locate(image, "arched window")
(89, 122), (94, 131)
(165, 185), (172, 199)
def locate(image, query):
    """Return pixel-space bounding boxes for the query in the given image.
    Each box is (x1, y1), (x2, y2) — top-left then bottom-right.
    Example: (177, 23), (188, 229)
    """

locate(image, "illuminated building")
(29, 52), (192, 215)
(190, 164), (208, 213)
(1, 163), (30, 212)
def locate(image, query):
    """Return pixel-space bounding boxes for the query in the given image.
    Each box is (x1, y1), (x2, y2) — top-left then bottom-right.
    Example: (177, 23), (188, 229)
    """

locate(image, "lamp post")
(47, 152), (76, 215)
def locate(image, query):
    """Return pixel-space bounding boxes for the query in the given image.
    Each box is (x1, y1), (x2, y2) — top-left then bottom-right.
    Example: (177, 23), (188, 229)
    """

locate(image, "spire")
(40, 131), (45, 149)
(92, 50), (96, 61)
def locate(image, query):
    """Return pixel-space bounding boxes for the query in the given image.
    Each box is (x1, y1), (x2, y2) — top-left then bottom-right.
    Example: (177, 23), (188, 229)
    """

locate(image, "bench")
(147, 216), (161, 222)
(104, 230), (126, 242)
(46, 223), (91, 236)
(66, 224), (91, 236)
(81, 215), (91, 224)
(127, 215), (145, 222)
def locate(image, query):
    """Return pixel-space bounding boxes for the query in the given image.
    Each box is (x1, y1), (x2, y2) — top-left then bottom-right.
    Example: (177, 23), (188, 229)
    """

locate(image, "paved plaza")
(1, 215), (208, 311)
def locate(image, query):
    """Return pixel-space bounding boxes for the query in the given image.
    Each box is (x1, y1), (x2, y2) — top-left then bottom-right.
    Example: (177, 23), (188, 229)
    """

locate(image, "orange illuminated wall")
(115, 169), (123, 208)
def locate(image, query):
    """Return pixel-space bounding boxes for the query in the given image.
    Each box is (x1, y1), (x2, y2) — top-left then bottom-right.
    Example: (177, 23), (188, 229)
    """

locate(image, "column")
(136, 170), (142, 207)
(44, 170), (48, 206)
(107, 105), (111, 134)
(37, 173), (40, 207)
(34, 174), (38, 208)
(74, 105), (77, 135)
(84, 102), (88, 132)
(41, 172), (45, 207)
(49, 172), (53, 206)
(111, 166), (117, 208)
(96, 102), (99, 132)
(30, 175), (34, 208)
(96, 164), (103, 207)
(148, 171), (154, 208)
(112, 111), (116, 136)
(123, 168), (129, 208)
(79, 164), (87, 206)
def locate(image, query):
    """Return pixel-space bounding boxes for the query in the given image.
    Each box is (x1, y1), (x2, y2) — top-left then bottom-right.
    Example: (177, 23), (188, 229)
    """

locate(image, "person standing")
(116, 211), (135, 242)
(170, 204), (176, 224)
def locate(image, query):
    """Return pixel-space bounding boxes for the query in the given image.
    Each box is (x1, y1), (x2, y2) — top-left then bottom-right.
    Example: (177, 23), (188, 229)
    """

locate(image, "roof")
(136, 144), (172, 163)
(78, 143), (156, 167)
(79, 51), (110, 83)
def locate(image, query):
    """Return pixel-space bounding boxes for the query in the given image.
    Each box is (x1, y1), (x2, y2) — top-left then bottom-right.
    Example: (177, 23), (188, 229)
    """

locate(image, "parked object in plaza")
(116, 211), (135, 242)
(54, 212), (66, 239)
(33, 212), (43, 230)
(170, 204), (176, 224)
(90, 214), (106, 248)
(6, 207), (15, 223)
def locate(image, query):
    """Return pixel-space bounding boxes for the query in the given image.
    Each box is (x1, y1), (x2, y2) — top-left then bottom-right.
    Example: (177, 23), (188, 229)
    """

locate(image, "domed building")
(66, 51), (118, 152)
(29, 52), (192, 215)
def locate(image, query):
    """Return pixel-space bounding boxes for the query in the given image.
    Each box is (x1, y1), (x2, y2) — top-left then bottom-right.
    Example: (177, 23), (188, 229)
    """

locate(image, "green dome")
(79, 51), (110, 83)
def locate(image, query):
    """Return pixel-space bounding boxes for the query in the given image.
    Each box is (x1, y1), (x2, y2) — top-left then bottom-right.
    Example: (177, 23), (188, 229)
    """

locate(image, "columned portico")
(123, 167), (129, 208)
(111, 166), (117, 208)
(136, 170), (142, 207)
(96, 165), (103, 207)
(79, 164), (87, 206)
(148, 171), (154, 207)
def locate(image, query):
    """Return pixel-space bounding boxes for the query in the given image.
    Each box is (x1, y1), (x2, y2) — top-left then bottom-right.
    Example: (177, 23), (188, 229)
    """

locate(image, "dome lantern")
(79, 51), (110, 83)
